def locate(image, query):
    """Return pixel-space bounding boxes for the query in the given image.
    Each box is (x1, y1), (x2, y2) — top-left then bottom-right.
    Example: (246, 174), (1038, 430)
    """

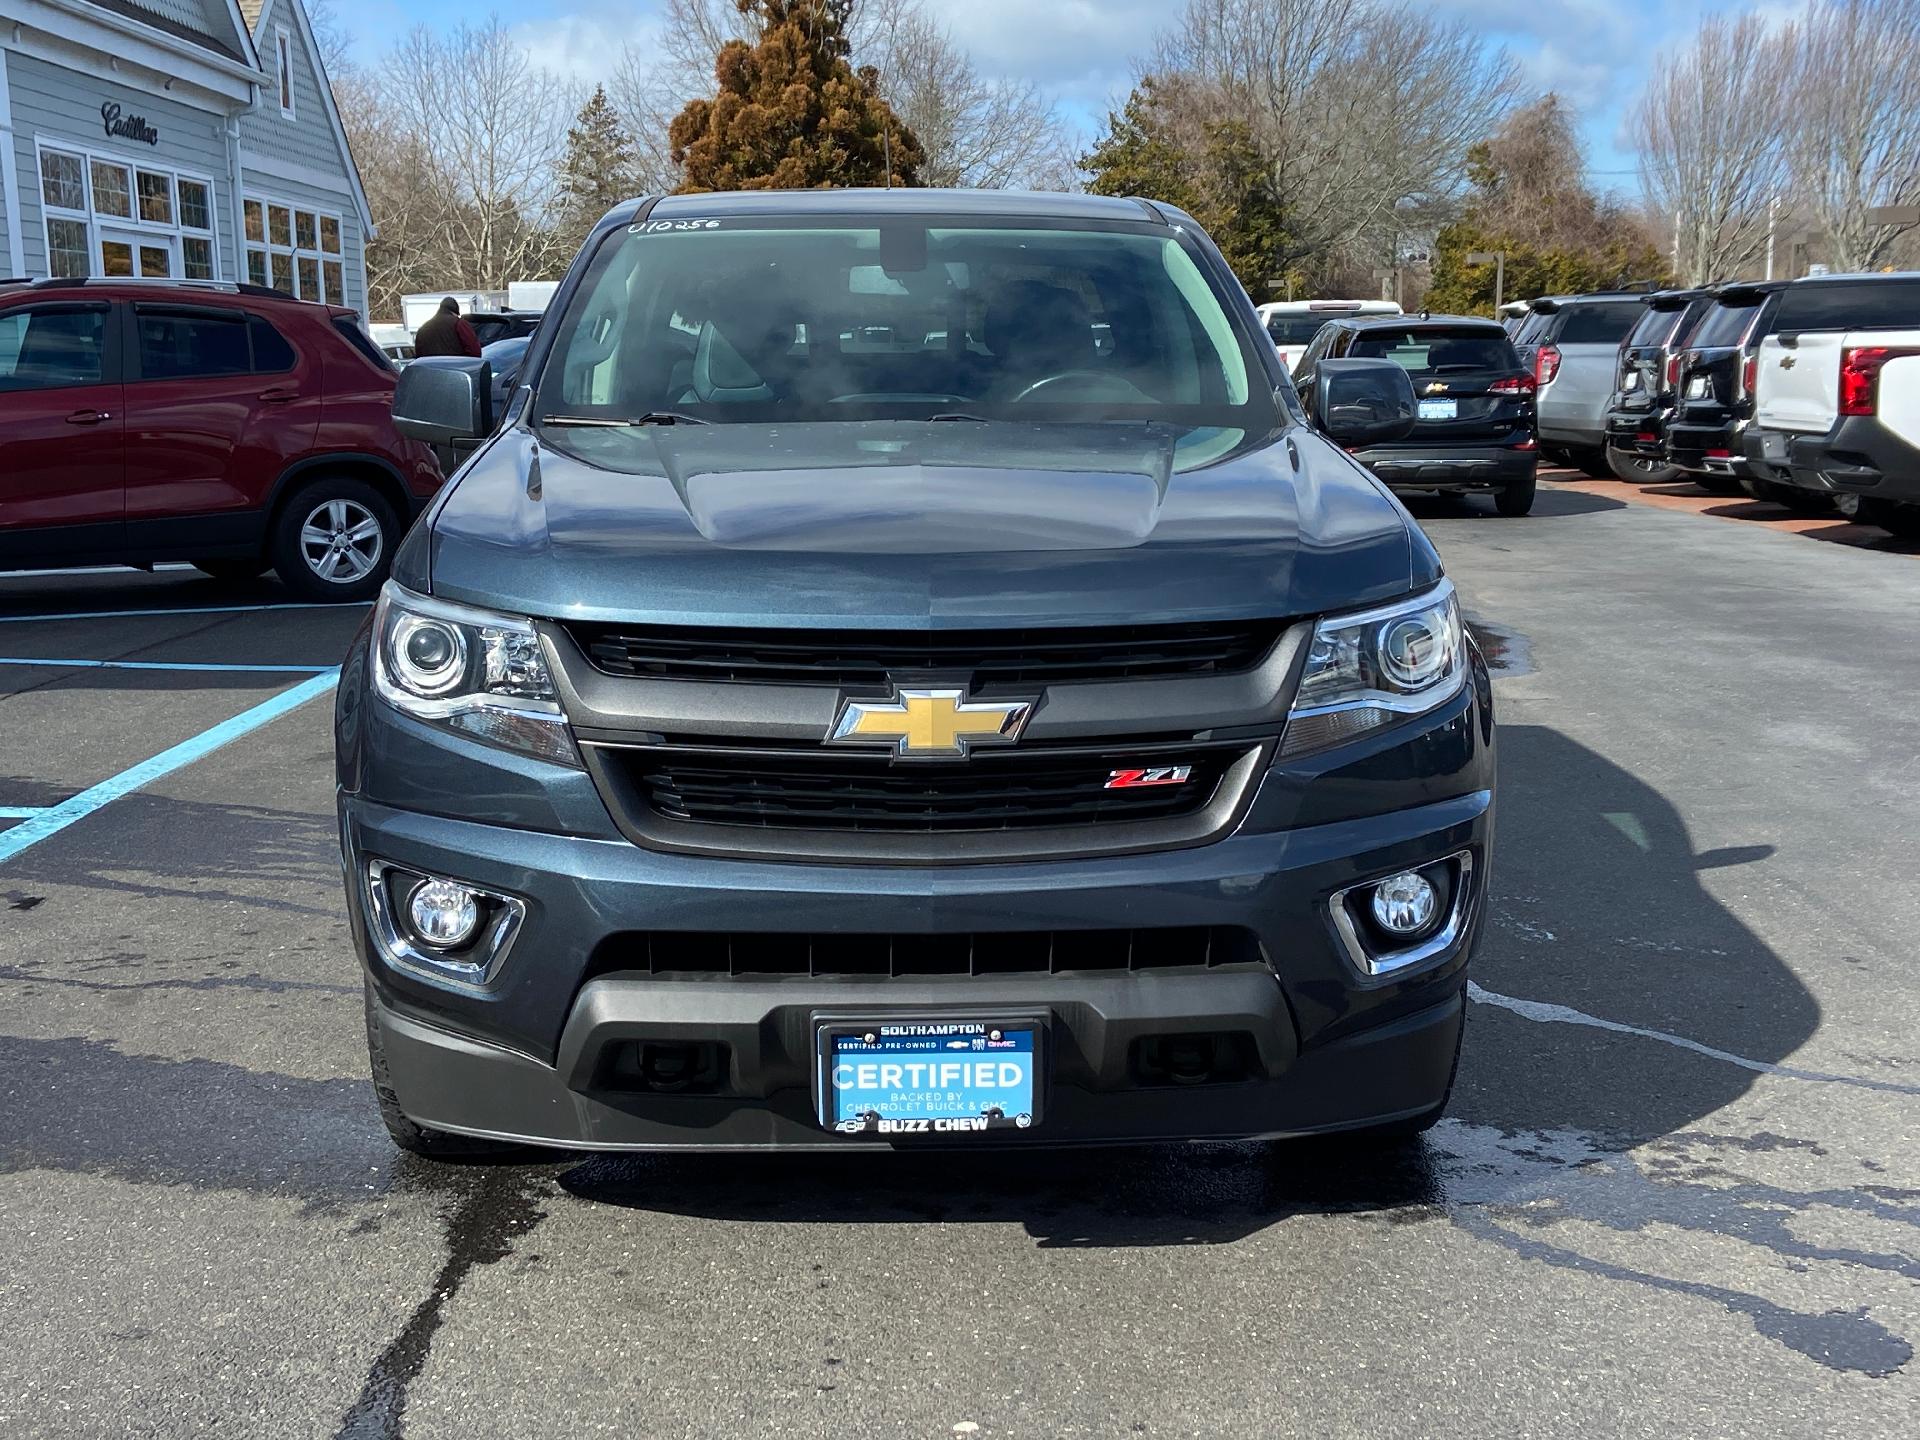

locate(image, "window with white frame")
(243, 195), (345, 305)
(277, 29), (296, 119)
(36, 143), (218, 281)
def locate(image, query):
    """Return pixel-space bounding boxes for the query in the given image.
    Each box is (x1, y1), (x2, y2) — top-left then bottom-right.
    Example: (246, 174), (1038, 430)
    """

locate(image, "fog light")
(1370, 870), (1437, 935)
(407, 879), (480, 949)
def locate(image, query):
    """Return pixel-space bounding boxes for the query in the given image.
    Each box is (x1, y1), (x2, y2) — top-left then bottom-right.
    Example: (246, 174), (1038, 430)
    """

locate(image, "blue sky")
(325, 0), (1762, 199)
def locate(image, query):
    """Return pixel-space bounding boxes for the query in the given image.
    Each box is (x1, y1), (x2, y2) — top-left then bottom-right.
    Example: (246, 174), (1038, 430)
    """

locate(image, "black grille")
(597, 926), (1262, 978)
(569, 620), (1280, 688)
(607, 743), (1239, 833)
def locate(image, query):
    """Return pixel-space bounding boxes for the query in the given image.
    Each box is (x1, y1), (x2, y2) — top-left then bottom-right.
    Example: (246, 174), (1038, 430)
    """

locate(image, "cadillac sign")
(101, 102), (159, 147)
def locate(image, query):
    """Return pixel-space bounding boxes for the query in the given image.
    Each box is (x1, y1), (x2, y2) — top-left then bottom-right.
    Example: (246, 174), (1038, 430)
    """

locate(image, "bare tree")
(1632, 13), (1793, 285)
(862, 4), (1072, 188)
(378, 21), (574, 290)
(1787, 0), (1920, 272)
(304, 0), (355, 79)
(1147, 0), (1518, 277)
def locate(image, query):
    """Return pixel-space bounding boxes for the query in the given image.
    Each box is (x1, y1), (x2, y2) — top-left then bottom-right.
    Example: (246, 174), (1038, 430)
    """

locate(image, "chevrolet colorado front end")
(336, 189), (1494, 1154)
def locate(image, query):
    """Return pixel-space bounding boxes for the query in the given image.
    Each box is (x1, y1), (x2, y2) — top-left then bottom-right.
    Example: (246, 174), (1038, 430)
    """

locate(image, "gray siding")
(235, 163), (365, 312)
(6, 50), (238, 280)
(238, 0), (348, 183)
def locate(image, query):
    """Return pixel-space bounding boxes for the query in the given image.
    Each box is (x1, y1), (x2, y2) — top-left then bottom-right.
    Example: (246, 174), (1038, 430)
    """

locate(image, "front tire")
(1741, 477), (1834, 514)
(1841, 495), (1920, 537)
(1606, 445), (1679, 484)
(364, 981), (519, 1160)
(1493, 467), (1537, 516)
(1572, 446), (1614, 479)
(1690, 471), (1743, 496)
(270, 477), (400, 603)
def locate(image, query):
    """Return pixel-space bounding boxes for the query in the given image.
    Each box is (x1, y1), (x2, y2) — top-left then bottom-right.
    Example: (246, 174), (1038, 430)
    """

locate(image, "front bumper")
(1350, 443), (1535, 490)
(1743, 419), (1920, 504)
(337, 639), (1495, 1151)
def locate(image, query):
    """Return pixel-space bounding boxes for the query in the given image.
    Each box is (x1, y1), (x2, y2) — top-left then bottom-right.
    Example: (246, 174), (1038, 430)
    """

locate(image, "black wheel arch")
(267, 453), (417, 537)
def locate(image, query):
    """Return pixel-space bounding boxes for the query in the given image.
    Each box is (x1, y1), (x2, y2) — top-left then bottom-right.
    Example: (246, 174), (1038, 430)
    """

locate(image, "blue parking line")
(0, 669), (341, 864)
(0, 657), (335, 673)
(0, 601), (371, 624)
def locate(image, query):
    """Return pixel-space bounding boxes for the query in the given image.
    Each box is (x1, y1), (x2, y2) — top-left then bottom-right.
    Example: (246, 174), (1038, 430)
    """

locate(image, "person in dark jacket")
(413, 297), (481, 358)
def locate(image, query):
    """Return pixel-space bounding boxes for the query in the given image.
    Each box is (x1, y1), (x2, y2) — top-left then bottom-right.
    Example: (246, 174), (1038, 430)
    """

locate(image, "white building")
(0, 0), (373, 313)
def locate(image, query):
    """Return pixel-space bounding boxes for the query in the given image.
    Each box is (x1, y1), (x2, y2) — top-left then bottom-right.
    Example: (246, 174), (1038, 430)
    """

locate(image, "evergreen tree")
(557, 85), (642, 256)
(669, 0), (920, 191)
(1082, 77), (1287, 292)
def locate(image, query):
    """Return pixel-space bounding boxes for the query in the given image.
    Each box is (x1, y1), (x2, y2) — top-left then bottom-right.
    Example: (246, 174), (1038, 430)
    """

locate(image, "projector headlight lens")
(1284, 581), (1466, 756)
(371, 583), (580, 767)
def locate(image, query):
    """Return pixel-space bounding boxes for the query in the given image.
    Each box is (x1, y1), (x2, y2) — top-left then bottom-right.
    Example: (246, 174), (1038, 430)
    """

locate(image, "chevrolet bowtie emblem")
(828, 687), (1034, 759)
(1423, 381), (1449, 394)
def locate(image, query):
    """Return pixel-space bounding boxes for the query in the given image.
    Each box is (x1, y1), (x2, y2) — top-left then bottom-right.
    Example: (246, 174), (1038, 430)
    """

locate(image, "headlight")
(1283, 580), (1465, 756)
(371, 583), (580, 767)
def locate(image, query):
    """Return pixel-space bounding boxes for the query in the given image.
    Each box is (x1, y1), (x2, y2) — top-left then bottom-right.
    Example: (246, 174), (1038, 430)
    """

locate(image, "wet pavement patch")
(1466, 618), (1533, 677)
(335, 1168), (550, 1440)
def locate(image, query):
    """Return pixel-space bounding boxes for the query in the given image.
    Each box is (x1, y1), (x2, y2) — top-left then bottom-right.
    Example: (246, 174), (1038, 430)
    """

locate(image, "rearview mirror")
(1308, 358), (1417, 448)
(393, 357), (493, 445)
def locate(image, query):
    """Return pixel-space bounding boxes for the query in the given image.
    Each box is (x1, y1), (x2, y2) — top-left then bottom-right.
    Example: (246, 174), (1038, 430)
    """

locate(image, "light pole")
(1465, 250), (1505, 316)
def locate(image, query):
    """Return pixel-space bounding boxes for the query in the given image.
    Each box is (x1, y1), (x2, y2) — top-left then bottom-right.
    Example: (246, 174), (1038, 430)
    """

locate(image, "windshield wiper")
(928, 412), (995, 423)
(540, 411), (709, 427)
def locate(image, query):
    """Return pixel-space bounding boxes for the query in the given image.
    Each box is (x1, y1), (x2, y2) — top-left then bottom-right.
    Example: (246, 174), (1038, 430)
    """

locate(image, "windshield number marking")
(630, 218), (723, 235)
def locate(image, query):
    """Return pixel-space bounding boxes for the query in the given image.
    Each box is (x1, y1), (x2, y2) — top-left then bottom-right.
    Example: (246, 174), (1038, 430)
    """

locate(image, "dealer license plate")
(818, 1020), (1040, 1135)
(1417, 398), (1457, 420)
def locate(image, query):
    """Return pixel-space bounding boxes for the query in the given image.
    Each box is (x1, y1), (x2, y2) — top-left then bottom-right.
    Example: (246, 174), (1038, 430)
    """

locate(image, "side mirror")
(1310, 358), (1417, 448)
(393, 357), (493, 445)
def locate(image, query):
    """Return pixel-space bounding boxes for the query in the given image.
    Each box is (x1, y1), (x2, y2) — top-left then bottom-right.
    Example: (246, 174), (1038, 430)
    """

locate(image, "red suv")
(0, 279), (443, 601)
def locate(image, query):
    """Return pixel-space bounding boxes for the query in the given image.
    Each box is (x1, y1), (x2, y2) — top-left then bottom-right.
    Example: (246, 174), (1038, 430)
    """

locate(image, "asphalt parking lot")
(3, 471), (1917, 1438)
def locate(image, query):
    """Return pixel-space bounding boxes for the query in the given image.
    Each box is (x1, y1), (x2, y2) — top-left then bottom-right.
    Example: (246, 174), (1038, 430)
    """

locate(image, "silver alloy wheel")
(299, 498), (384, 584)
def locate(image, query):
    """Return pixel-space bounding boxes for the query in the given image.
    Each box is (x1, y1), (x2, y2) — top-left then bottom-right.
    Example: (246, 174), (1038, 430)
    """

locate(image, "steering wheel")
(1011, 370), (1153, 404)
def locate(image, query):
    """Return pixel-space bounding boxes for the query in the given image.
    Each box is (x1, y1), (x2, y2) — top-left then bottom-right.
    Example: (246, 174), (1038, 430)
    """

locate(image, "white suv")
(1257, 299), (1401, 372)
(1743, 274), (1920, 537)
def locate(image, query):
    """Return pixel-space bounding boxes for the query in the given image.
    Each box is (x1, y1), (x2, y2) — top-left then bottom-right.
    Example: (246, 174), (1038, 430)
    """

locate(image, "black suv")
(341, 189), (1495, 1157)
(1603, 288), (1715, 483)
(1665, 282), (1794, 500)
(1293, 314), (1537, 514)
(466, 310), (542, 348)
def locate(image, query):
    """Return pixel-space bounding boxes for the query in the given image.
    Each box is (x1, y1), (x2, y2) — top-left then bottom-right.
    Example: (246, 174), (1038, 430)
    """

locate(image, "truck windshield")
(535, 216), (1270, 429)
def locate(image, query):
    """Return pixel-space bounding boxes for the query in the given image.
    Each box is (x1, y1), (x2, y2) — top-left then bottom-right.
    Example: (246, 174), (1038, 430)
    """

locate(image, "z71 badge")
(1105, 765), (1194, 790)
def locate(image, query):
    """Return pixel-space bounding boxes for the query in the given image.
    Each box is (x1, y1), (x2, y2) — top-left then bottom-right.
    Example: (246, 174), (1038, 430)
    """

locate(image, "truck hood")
(419, 420), (1431, 627)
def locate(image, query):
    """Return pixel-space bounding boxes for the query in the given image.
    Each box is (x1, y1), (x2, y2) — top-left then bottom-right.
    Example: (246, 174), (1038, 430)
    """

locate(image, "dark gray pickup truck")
(337, 189), (1495, 1155)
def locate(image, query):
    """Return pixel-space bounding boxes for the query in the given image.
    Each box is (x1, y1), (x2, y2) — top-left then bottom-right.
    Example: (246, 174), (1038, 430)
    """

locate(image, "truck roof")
(641, 189), (1167, 224)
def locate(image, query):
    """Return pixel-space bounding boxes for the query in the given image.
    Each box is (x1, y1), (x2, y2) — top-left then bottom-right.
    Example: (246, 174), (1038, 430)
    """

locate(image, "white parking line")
(0, 657), (335, 673)
(0, 601), (371, 624)
(1468, 981), (1920, 1096)
(0, 563), (198, 577)
(0, 669), (341, 864)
